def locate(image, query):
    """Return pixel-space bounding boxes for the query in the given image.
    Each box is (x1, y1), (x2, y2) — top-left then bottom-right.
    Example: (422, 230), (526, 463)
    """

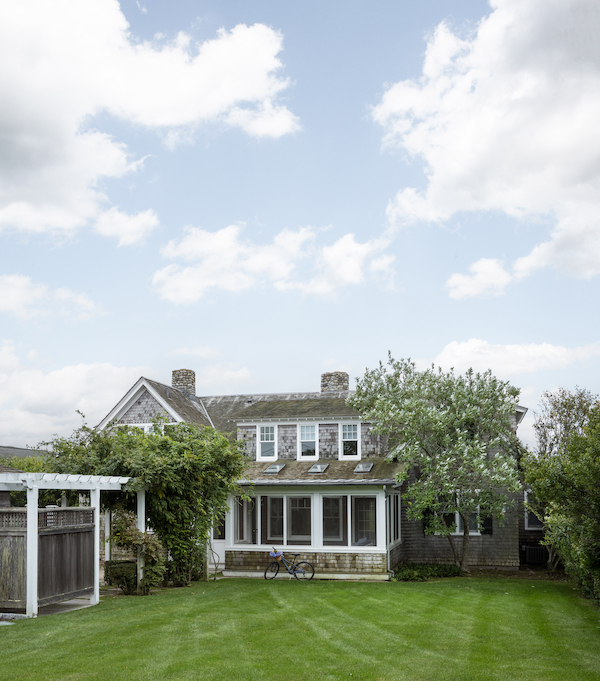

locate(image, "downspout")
(384, 485), (394, 580)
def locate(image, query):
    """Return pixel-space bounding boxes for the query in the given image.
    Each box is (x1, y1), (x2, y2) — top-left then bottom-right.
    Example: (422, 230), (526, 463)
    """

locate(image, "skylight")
(353, 462), (373, 473)
(263, 464), (285, 475)
(308, 463), (329, 474)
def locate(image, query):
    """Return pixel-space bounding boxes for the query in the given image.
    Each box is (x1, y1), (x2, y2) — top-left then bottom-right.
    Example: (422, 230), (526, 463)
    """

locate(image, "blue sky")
(2, 0), (600, 447)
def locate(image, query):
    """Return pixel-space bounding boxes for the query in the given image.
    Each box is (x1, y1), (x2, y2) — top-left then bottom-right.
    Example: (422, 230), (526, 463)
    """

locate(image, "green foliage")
(349, 356), (522, 567)
(41, 419), (246, 586)
(109, 510), (166, 594)
(393, 563), (462, 581)
(104, 560), (138, 595)
(525, 400), (600, 600)
(0, 453), (74, 507)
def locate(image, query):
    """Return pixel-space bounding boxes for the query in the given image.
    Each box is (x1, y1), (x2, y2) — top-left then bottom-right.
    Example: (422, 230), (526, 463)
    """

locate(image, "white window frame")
(338, 421), (361, 460)
(257, 424), (277, 461)
(227, 490), (386, 553)
(524, 491), (544, 530)
(297, 424), (318, 461)
(387, 493), (401, 546)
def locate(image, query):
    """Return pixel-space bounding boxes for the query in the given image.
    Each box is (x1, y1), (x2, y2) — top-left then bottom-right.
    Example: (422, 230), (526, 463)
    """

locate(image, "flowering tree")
(348, 356), (522, 569)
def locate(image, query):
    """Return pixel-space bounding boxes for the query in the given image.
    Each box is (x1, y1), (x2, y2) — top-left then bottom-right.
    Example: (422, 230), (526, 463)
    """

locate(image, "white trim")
(256, 424), (278, 461)
(297, 423), (318, 461)
(338, 421), (361, 460)
(228, 489), (386, 553)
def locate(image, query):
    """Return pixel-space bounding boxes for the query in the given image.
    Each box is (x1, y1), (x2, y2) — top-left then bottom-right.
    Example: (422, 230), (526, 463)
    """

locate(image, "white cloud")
(94, 207), (159, 246)
(0, 1), (298, 236)
(0, 341), (148, 446)
(432, 338), (600, 377)
(171, 346), (220, 359)
(374, 0), (600, 288)
(446, 258), (512, 299)
(0, 275), (100, 319)
(152, 223), (395, 302)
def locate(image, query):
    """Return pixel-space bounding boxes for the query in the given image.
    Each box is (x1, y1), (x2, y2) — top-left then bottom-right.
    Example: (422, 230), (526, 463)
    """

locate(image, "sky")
(2, 0), (600, 448)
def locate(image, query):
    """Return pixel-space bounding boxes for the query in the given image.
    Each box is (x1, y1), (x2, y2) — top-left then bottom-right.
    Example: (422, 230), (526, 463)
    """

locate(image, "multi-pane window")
(259, 426), (275, 459)
(524, 491), (544, 530)
(352, 496), (376, 546)
(323, 496), (348, 546)
(299, 425), (316, 458)
(341, 424), (359, 458)
(287, 497), (312, 545)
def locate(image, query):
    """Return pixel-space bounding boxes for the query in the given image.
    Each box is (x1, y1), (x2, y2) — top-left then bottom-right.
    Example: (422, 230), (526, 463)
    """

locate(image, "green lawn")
(1, 577), (600, 681)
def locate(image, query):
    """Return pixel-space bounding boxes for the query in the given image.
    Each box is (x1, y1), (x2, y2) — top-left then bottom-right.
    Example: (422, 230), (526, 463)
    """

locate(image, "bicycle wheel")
(264, 562), (279, 579)
(294, 561), (314, 581)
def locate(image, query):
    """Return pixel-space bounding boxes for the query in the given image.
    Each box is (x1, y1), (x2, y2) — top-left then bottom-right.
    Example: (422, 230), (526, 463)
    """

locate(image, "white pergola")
(0, 472), (146, 617)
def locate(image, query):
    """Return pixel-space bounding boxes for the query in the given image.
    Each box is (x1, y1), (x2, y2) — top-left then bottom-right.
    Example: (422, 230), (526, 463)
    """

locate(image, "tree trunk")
(446, 533), (460, 567)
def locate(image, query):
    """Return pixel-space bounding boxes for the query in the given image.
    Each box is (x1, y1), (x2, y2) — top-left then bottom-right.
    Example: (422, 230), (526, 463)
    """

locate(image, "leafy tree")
(41, 420), (246, 586)
(349, 356), (522, 569)
(532, 387), (597, 459)
(523, 386), (598, 573)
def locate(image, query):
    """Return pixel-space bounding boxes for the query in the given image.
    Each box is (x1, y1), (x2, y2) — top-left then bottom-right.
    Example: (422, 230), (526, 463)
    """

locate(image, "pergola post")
(90, 487), (100, 605)
(25, 484), (39, 618)
(136, 489), (146, 589)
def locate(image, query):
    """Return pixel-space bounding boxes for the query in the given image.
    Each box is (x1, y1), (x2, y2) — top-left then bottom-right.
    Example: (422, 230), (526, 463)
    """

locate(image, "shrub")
(393, 563), (462, 581)
(104, 560), (138, 595)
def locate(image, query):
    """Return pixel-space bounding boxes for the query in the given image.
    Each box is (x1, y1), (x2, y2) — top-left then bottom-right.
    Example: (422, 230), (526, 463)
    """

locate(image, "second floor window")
(299, 425), (316, 458)
(341, 423), (359, 458)
(260, 426), (275, 458)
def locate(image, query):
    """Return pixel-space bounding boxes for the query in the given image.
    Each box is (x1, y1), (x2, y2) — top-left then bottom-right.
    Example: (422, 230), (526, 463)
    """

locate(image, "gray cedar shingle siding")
(319, 423), (338, 459)
(118, 390), (175, 425)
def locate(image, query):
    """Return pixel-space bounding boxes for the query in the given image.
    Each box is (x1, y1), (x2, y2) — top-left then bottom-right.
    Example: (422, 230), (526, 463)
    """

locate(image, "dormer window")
(298, 424), (318, 460)
(259, 426), (276, 460)
(340, 423), (360, 460)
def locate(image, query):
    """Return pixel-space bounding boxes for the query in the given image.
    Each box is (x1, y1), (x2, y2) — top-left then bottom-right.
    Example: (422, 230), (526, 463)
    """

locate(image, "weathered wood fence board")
(0, 508), (94, 611)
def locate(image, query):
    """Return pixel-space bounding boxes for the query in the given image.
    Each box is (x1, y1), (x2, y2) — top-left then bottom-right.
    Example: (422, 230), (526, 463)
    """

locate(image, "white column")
(377, 490), (386, 550)
(26, 485), (39, 618)
(90, 487), (100, 605)
(313, 493), (323, 549)
(136, 489), (146, 586)
(104, 509), (111, 562)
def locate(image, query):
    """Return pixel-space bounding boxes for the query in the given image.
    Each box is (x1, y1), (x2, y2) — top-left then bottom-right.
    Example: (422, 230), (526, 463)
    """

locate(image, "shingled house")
(98, 369), (528, 579)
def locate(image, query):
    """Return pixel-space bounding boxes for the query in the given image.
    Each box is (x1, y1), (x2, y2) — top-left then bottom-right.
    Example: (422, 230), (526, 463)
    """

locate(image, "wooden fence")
(0, 508), (95, 611)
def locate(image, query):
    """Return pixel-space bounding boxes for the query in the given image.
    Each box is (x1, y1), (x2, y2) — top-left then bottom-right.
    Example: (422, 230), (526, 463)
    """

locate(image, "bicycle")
(264, 548), (314, 581)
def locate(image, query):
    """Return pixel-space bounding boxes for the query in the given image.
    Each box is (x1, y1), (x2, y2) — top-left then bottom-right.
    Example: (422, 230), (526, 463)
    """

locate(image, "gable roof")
(0, 445), (42, 459)
(97, 377), (213, 430)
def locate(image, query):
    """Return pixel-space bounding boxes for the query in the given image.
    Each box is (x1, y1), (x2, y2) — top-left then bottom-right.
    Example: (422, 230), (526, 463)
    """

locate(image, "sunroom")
(222, 459), (404, 580)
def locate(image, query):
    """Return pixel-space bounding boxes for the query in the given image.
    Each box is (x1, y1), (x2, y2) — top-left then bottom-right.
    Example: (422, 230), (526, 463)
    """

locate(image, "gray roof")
(0, 445), (42, 459)
(200, 391), (354, 434)
(240, 458), (404, 486)
(144, 378), (213, 428)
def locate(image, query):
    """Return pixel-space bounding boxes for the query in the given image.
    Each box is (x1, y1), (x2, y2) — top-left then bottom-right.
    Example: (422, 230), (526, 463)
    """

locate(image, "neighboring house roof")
(0, 445), (42, 459)
(240, 459), (404, 486)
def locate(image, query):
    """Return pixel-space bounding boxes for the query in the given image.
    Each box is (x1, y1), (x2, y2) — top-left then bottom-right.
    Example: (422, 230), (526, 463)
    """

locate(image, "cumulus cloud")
(432, 338), (600, 377)
(152, 223), (395, 302)
(0, 341), (148, 446)
(0, 275), (100, 319)
(373, 0), (600, 290)
(0, 1), (298, 236)
(446, 258), (512, 299)
(94, 207), (159, 246)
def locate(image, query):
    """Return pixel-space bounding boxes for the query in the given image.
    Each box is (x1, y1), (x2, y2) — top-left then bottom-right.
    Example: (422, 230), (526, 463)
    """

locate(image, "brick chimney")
(321, 371), (349, 392)
(172, 369), (196, 396)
